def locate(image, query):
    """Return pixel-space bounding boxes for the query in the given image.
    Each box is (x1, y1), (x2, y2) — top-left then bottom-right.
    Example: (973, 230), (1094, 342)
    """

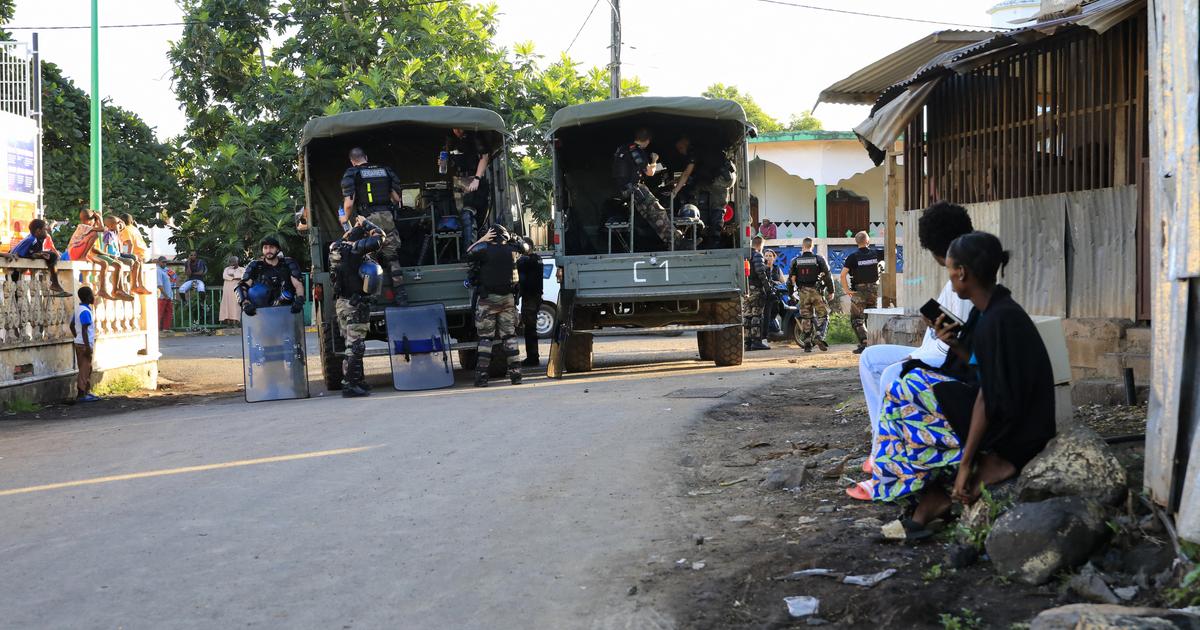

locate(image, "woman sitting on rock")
(859, 231), (1056, 532)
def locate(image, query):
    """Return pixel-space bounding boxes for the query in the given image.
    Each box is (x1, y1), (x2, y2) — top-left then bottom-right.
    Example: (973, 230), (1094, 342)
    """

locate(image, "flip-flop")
(845, 480), (873, 501)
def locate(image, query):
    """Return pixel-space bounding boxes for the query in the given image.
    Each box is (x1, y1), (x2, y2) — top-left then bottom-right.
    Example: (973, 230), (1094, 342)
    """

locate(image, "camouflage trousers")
(629, 184), (682, 245)
(743, 288), (771, 341)
(366, 209), (406, 303)
(796, 286), (830, 346)
(336, 297), (369, 385)
(475, 293), (519, 373)
(850, 283), (879, 345)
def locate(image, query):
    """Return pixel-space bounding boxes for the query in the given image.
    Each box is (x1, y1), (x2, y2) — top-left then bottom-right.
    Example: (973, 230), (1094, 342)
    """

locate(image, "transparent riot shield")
(242, 306), (309, 403)
(385, 304), (454, 391)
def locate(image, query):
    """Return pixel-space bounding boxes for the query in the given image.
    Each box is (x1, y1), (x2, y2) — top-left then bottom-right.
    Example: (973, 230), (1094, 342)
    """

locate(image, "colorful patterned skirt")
(870, 367), (965, 502)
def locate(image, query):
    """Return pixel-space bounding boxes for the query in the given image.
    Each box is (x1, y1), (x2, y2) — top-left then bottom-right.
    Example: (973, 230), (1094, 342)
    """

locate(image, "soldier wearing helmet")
(465, 224), (530, 387)
(235, 235), (305, 317)
(328, 215), (384, 397)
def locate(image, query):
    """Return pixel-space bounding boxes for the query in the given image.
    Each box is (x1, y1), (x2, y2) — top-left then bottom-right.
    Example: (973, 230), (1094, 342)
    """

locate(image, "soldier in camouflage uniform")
(341, 147), (408, 305)
(839, 231), (883, 354)
(466, 224), (531, 387)
(613, 128), (687, 248)
(329, 216), (384, 397)
(788, 237), (834, 352)
(746, 236), (775, 351)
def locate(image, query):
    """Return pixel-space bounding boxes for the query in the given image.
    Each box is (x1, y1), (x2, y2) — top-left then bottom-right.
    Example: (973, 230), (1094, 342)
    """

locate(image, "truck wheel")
(316, 301), (344, 390)
(712, 300), (744, 367)
(563, 333), (593, 373)
(697, 331), (714, 360)
(458, 349), (478, 370)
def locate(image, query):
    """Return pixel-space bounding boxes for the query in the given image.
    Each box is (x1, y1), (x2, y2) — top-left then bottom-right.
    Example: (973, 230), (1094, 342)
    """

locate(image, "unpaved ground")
(632, 364), (1154, 629)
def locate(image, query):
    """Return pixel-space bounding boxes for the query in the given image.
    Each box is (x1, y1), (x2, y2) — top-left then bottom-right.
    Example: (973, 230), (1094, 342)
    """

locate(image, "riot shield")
(385, 304), (454, 391)
(242, 306), (309, 402)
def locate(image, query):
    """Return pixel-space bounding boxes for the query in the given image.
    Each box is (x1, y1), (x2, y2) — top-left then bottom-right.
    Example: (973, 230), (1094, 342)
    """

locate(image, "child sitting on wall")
(4, 218), (70, 296)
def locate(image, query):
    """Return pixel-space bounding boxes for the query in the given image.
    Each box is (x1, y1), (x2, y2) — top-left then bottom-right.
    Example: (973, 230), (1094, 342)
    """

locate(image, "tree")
(39, 63), (187, 226)
(702, 83), (781, 133)
(785, 110), (823, 132)
(167, 0), (644, 252)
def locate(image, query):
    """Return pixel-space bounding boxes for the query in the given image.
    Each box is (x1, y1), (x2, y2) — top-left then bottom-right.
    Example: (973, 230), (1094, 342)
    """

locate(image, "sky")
(7, 0), (1009, 140)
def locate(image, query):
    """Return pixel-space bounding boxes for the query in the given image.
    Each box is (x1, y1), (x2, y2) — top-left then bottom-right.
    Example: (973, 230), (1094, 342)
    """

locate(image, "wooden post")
(883, 145), (901, 308)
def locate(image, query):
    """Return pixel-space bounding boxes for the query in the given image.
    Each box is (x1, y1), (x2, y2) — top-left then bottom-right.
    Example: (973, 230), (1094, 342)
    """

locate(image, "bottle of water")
(438, 150), (449, 175)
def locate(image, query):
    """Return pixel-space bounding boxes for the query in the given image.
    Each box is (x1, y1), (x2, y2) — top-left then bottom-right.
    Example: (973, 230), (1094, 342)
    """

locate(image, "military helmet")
(437, 215), (462, 232)
(677, 204), (702, 222)
(246, 283), (273, 307)
(490, 223), (510, 241)
(359, 260), (383, 295)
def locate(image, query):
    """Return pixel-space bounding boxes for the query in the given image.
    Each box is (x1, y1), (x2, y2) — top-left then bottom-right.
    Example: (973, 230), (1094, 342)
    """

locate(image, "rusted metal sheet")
(1065, 186), (1138, 318)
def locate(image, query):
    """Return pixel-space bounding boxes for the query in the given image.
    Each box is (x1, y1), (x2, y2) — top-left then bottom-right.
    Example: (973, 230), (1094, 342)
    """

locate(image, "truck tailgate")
(562, 250), (746, 302)
(400, 264), (472, 312)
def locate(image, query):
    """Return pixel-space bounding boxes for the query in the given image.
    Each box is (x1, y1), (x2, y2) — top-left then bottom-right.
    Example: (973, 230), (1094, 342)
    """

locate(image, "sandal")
(880, 518), (935, 543)
(846, 479), (874, 501)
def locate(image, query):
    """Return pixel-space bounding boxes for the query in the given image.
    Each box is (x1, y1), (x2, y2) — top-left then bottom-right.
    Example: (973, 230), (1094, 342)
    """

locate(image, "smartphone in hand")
(920, 299), (965, 328)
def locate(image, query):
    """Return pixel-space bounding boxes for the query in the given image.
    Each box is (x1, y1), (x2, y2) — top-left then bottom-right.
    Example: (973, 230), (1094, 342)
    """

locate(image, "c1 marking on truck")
(633, 259), (669, 284)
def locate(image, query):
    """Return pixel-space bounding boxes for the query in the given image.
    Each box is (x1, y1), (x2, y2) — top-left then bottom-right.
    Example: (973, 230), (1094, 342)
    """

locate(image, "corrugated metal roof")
(816, 30), (997, 107)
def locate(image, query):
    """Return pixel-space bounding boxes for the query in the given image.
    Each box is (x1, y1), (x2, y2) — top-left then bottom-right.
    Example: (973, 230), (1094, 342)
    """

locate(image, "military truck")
(300, 106), (521, 389)
(547, 97), (754, 372)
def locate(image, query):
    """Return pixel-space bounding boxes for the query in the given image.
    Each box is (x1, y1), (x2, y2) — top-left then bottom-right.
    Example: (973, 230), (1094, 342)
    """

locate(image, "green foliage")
(4, 398), (41, 414)
(702, 83), (781, 133)
(939, 609), (983, 630)
(923, 563), (945, 582)
(39, 62), (186, 226)
(168, 0), (642, 247)
(785, 110), (823, 131)
(826, 312), (857, 344)
(93, 374), (144, 397)
(951, 483), (1014, 550)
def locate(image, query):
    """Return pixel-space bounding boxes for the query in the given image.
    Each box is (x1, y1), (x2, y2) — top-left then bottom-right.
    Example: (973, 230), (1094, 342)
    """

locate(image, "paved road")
(1, 334), (851, 629)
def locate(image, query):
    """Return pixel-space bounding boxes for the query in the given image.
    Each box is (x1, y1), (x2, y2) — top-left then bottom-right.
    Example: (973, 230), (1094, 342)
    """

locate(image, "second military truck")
(548, 97), (755, 372)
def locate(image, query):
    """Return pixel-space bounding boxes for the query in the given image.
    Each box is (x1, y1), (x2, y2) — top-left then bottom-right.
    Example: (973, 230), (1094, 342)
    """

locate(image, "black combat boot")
(748, 339), (771, 351)
(803, 344), (813, 352)
(474, 371), (489, 387)
(521, 357), (539, 367)
(815, 339), (828, 352)
(852, 343), (868, 354)
(509, 368), (523, 385)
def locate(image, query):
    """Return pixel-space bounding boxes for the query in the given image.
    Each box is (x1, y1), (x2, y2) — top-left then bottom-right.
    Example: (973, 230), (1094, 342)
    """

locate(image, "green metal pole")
(815, 183), (827, 239)
(89, 0), (101, 212)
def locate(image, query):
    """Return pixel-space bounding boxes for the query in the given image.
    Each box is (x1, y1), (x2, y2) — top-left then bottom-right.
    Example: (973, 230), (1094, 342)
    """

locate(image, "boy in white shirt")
(70, 286), (101, 403)
(856, 202), (975, 474)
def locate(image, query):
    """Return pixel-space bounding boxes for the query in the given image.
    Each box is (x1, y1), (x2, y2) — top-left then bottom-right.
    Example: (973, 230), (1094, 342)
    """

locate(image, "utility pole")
(609, 0), (620, 99)
(89, 0), (102, 212)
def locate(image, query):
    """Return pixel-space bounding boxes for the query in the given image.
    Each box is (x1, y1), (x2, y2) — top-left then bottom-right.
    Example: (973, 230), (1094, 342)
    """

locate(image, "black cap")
(261, 236), (282, 248)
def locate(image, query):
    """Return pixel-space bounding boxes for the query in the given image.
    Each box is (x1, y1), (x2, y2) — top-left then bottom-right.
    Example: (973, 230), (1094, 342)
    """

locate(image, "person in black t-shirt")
(445, 128), (495, 244)
(839, 231), (882, 354)
(516, 240), (544, 367)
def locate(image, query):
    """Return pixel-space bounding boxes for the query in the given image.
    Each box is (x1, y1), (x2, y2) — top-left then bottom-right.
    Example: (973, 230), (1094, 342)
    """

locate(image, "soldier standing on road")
(516, 238), (544, 368)
(466, 225), (531, 387)
(789, 237), (834, 352)
(328, 216), (384, 398)
(840, 231), (882, 354)
(235, 236), (305, 317)
(613, 128), (686, 248)
(444, 128), (494, 246)
(341, 147), (408, 306)
(746, 236), (774, 351)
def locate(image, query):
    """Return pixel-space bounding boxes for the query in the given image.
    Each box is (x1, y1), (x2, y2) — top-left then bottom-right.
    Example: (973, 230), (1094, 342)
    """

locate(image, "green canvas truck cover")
(548, 96), (752, 137)
(301, 106), (506, 147)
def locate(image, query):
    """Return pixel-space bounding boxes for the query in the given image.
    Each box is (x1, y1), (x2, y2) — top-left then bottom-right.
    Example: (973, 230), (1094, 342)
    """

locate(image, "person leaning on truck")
(341, 147), (408, 306)
(328, 216), (384, 398)
(444, 128), (494, 246)
(612, 127), (686, 248)
(465, 224), (531, 388)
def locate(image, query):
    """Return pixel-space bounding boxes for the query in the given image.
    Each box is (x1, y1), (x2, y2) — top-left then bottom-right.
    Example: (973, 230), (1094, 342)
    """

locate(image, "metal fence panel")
(1066, 185), (1138, 318)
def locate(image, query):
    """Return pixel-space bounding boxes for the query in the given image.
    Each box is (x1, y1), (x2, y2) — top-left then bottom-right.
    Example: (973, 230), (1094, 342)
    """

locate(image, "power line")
(565, 0), (603, 54)
(746, 0), (1007, 31)
(2, 0), (450, 30)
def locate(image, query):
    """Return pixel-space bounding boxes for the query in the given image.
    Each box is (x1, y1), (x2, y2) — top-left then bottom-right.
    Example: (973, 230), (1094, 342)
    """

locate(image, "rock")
(1018, 426), (1129, 505)
(1122, 541), (1176, 577)
(945, 544), (979, 570)
(986, 496), (1109, 585)
(761, 466), (809, 490)
(796, 516), (819, 526)
(626, 585), (638, 596)
(693, 534), (706, 546)
(1030, 604), (1200, 630)
(1066, 572), (1120, 604)
(853, 517), (884, 530)
(728, 514), (756, 526)
(1114, 586), (1138, 601)
(815, 505), (836, 514)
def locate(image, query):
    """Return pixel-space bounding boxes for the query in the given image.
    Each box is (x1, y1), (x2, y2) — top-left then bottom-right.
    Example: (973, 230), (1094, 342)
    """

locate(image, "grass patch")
(826, 312), (858, 345)
(92, 374), (144, 398)
(939, 608), (983, 630)
(4, 398), (41, 414)
(950, 484), (1013, 550)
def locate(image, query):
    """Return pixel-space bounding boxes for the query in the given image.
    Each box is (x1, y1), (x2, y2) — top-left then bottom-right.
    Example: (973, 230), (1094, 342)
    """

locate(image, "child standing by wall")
(70, 286), (100, 403)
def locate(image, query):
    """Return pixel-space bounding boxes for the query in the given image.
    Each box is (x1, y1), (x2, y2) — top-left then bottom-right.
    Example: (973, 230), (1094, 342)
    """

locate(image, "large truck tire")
(563, 332), (594, 373)
(712, 300), (744, 367)
(316, 301), (344, 390)
(697, 331), (714, 360)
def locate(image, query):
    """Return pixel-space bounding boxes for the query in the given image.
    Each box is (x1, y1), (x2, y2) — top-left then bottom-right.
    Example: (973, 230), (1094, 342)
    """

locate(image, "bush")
(93, 374), (145, 397)
(826, 312), (857, 345)
(4, 398), (41, 414)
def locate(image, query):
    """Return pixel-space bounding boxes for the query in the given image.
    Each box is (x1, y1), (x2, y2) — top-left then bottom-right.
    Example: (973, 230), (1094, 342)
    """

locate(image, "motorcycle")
(767, 282), (801, 344)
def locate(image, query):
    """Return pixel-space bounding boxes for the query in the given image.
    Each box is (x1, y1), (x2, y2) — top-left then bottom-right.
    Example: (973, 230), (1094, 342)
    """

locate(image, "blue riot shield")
(385, 304), (454, 391)
(242, 306), (309, 402)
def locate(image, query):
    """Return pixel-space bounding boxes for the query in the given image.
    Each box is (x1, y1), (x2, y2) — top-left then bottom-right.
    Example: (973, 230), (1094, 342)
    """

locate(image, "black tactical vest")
(354, 165), (393, 210)
(848, 248), (882, 284)
(793, 253), (821, 285)
(478, 243), (519, 295)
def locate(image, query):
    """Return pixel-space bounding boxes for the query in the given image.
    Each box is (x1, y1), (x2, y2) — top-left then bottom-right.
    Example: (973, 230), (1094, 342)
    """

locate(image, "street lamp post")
(89, 0), (101, 212)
